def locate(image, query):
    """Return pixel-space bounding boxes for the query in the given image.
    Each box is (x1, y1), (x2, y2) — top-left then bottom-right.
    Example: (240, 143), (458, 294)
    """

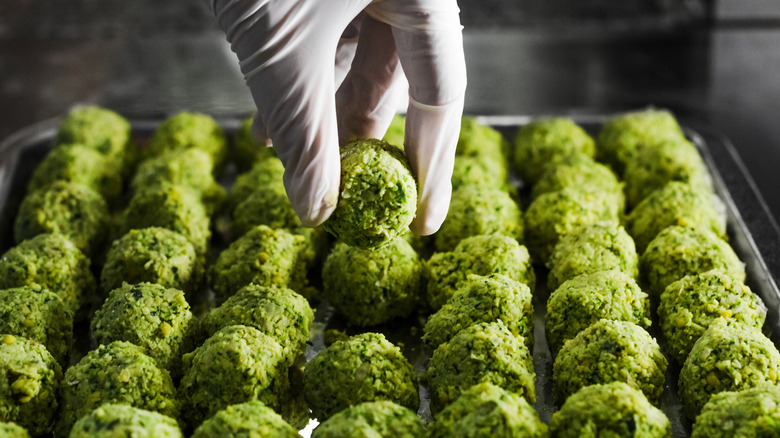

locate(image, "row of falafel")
(0, 108), (314, 436)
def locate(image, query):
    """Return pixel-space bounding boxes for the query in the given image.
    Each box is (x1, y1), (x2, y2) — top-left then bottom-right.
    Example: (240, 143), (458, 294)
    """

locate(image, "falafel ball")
(177, 325), (290, 431)
(513, 118), (595, 184)
(639, 225), (744, 299)
(303, 332), (419, 421)
(435, 184), (523, 252)
(200, 284), (313, 364)
(312, 401), (424, 438)
(56, 341), (177, 437)
(0, 233), (95, 317)
(423, 274), (533, 351)
(424, 234), (535, 311)
(0, 286), (73, 365)
(545, 270), (651, 357)
(190, 401), (297, 438)
(0, 335), (61, 436)
(678, 318), (780, 419)
(427, 382), (547, 438)
(552, 319), (667, 405)
(658, 269), (766, 364)
(546, 221), (638, 291)
(101, 227), (203, 295)
(324, 138), (417, 250)
(322, 238), (422, 327)
(69, 404), (183, 438)
(596, 107), (685, 176)
(626, 181), (726, 253)
(549, 382), (670, 438)
(145, 112), (227, 171)
(426, 321), (535, 413)
(90, 282), (199, 379)
(14, 181), (110, 256)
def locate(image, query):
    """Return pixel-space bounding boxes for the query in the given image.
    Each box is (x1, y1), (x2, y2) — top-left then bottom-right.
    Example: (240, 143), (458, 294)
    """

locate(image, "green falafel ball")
(14, 181), (110, 256)
(627, 181), (726, 253)
(0, 233), (96, 317)
(209, 225), (311, 301)
(658, 270), (766, 365)
(524, 188), (620, 264)
(230, 182), (299, 237)
(0, 335), (61, 436)
(545, 270), (651, 357)
(692, 385), (780, 438)
(552, 319), (667, 405)
(27, 144), (123, 202)
(131, 148), (225, 215)
(303, 332), (418, 421)
(91, 282), (199, 379)
(191, 401), (297, 438)
(679, 318), (780, 419)
(549, 382), (671, 438)
(56, 341), (178, 437)
(428, 382), (547, 438)
(178, 325), (290, 431)
(457, 116), (509, 160)
(122, 183), (211, 255)
(623, 136), (712, 209)
(425, 234), (535, 311)
(322, 239), (422, 327)
(324, 138), (417, 250)
(423, 274), (533, 351)
(145, 112), (227, 171)
(640, 225), (744, 299)
(451, 155), (508, 191)
(426, 321), (535, 413)
(233, 115), (278, 172)
(456, 116), (510, 184)
(101, 227), (203, 295)
(69, 404), (183, 438)
(0, 286), (73, 365)
(547, 221), (638, 291)
(513, 118), (595, 184)
(226, 157), (286, 213)
(55, 105), (133, 164)
(435, 185), (523, 252)
(531, 152), (623, 206)
(229, 175), (327, 267)
(596, 108), (686, 176)
(200, 284), (313, 364)
(313, 401), (424, 438)
(0, 422), (29, 438)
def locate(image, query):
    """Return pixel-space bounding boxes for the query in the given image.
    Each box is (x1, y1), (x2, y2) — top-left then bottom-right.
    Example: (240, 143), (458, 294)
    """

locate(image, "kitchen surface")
(0, 2), (778, 237)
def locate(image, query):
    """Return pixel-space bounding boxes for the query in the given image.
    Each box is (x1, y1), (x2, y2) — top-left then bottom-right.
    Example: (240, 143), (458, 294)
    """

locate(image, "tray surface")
(0, 114), (778, 437)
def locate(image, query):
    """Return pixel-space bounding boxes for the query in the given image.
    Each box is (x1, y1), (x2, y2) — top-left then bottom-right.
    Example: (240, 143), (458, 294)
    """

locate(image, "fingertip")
(409, 216), (439, 236)
(295, 188), (339, 228)
(251, 113), (272, 146)
(285, 149), (341, 228)
(409, 184), (452, 236)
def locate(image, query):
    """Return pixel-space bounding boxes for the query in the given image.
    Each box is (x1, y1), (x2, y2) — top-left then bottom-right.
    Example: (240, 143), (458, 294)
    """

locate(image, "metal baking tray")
(0, 114), (778, 437)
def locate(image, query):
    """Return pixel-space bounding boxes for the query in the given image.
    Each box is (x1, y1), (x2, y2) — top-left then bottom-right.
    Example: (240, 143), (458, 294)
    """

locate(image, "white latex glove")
(209, 0), (467, 235)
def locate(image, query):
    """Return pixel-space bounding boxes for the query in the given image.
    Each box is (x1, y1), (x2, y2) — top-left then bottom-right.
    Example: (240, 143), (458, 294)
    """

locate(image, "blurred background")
(0, 0), (779, 224)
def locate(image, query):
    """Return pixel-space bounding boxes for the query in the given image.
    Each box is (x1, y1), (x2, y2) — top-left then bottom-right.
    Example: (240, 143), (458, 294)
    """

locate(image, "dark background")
(0, 0), (778, 229)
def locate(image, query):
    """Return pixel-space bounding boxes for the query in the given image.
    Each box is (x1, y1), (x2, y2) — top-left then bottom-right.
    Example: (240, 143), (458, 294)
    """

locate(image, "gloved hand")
(209, 0), (467, 235)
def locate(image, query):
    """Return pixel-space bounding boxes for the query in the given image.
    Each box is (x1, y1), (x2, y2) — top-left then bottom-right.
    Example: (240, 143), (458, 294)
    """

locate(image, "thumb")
(370, 0), (467, 234)
(405, 96), (464, 235)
